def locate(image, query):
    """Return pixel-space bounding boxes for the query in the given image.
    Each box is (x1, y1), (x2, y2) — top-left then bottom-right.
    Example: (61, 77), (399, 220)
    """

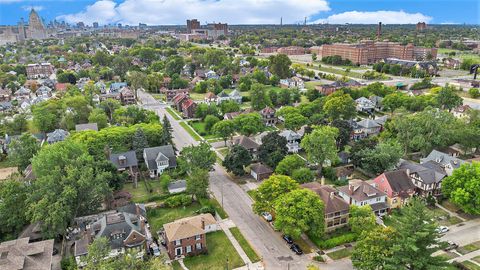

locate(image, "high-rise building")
(209, 22), (228, 36)
(187, 19), (200, 34)
(93, 22), (99, 28)
(416, 22), (427, 31)
(27, 9), (47, 39)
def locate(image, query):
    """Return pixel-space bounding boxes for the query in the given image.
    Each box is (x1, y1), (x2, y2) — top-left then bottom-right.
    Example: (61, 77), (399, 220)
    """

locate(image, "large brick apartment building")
(312, 41), (437, 65)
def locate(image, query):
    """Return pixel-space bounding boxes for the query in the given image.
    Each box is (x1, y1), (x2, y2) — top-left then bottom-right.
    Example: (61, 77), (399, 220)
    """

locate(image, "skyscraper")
(27, 9), (47, 39)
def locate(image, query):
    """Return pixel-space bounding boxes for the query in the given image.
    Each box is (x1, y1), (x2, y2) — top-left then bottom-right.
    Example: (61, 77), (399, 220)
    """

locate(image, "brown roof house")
(120, 87), (136, 105)
(250, 163), (273, 181)
(232, 136), (259, 158)
(172, 93), (189, 112)
(0, 237), (54, 270)
(181, 98), (197, 119)
(163, 213), (218, 259)
(260, 107), (277, 126)
(338, 179), (389, 216)
(301, 182), (350, 232)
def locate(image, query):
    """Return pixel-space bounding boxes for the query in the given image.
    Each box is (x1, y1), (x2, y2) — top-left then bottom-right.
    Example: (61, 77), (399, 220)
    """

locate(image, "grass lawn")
(165, 107), (182, 120)
(147, 202), (204, 237)
(436, 251), (459, 260)
(326, 247), (353, 260)
(428, 206), (463, 226)
(217, 148), (229, 157)
(313, 65), (363, 79)
(0, 158), (16, 169)
(183, 231), (244, 270)
(179, 122), (202, 141)
(122, 180), (164, 203)
(189, 121), (220, 140)
(199, 197), (228, 219)
(305, 81), (323, 90)
(246, 189), (256, 199)
(461, 261), (480, 270)
(458, 241), (480, 255)
(229, 227), (261, 262)
(190, 92), (206, 101)
(171, 261), (182, 270)
(151, 93), (165, 101)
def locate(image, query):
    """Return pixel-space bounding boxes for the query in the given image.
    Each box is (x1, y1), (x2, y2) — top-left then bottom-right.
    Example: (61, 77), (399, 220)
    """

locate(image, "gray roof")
(420, 150), (466, 170)
(46, 129), (69, 143)
(279, 130), (302, 141)
(338, 180), (386, 202)
(110, 151), (138, 169)
(357, 118), (380, 129)
(75, 123), (99, 132)
(398, 160), (446, 184)
(143, 145), (177, 171)
(250, 163), (273, 174)
(382, 170), (416, 194)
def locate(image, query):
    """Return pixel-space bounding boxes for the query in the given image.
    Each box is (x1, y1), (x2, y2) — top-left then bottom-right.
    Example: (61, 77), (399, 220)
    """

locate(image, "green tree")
(275, 155), (305, 176)
(160, 116), (174, 148)
(252, 175), (299, 214)
(323, 91), (356, 120)
(291, 168), (314, 183)
(220, 100), (241, 114)
(180, 142), (216, 172)
(358, 140), (403, 174)
(300, 126), (338, 176)
(88, 108), (109, 130)
(222, 145), (252, 176)
(268, 54), (292, 79)
(99, 98), (121, 123)
(284, 112), (308, 131)
(468, 88), (480, 98)
(32, 100), (61, 133)
(233, 113), (264, 136)
(258, 132), (288, 169)
(331, 119), (353, 150)
(250, 83), (271, 110)
(0, 179), (29, 237)
(274, 189), (325, 238)
(8, 133), (40, 171)
(165, 55), (185, 76)
(212, 120), (236, 146)
(83, 237), (111, 270)
(436, 85), (462, 111)
(132, 128), (149, 160)
(348, 205), (377, 235)
(204, 115), (220, 133)
(351, 227), (397, 270)
(187, 168), (209, 199)
(442, 162), (480, 215)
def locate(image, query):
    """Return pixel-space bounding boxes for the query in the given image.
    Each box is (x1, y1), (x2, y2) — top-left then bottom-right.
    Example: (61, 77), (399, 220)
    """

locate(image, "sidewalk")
(219, 219), (252, 266)
(436, 203), (467, 222)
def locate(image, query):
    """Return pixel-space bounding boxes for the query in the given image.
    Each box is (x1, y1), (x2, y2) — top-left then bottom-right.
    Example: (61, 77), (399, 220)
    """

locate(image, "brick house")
(163, 214), (217, 259)
(172, 93), (189, 111)
(260, 107), (277, 126)
(26, 63), (54, 79)
(371, 170), (416, 209)
(250, 163), (273, 181)
(120, 87), (136, 105)
(161, 87), (190, 102)
(301, 182), (350, 232)
(181, 98), (197, 118)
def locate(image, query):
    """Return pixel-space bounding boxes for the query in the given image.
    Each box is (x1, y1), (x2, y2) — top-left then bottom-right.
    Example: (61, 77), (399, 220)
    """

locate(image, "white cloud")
(21, 5), (44, 11)
(57, 0), (330, 25)
(313, 10), (432, 24)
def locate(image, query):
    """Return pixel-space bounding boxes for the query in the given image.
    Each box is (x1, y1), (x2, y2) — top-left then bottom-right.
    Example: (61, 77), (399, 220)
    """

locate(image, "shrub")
(313, 255), (325, 262)
(61, 256), (77, 270)
(315, 232), (358, 249)
(164, 194), (192, 208)
(160, 174), (171, 192)
(195, 206), (216, 215)
(469, 88), (480, 98)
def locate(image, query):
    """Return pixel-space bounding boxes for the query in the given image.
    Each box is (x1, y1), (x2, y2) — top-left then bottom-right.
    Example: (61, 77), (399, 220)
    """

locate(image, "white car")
(261, 212), (273, 222)
(436, 226), (449, 234)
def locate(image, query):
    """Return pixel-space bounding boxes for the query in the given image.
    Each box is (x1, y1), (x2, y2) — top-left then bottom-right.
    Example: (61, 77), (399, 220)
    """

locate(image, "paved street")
(440, 219), (480, 247)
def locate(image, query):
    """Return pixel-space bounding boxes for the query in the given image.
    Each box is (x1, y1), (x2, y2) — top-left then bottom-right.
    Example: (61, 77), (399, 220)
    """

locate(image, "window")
(186, 245), (192, 253)
(195, 235), (201, 241)
(196, 243), (202, 250)
(376, 197), (381, 202)
(175, 240), (181, 246)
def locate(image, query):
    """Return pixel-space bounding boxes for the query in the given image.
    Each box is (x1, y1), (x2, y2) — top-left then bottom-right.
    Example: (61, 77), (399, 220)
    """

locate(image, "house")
(452, 105), (471, 119)
(36, 86), (52, 98)
(232, 136), (259, 158)
(301, 182), (350, 232)
(369, 95), (383, 111)
(26, 63), (54, 79)
(315, 80), (363, 95)
(260, 107), (277, 126)
(55, 83), (69, 92)
(15, 86), (32, 100)
(420, 150), (466, 176)
(168, 180), (187, 194)
(250, 163), (273, 181)
(444, 58), (461, 69)
(120, 87), (136, 105)
(75, 123), (99, 132)
(224, 111), (241, 120)
(109, 151), (139, 183)
(204, 92), (218, 104)
(216, 90), (242, 105)
(0, 101), (13, 112)
(74, 204), (148, 265)
(279, 77), (305, 89)
(384, 58), (438, 76)
(371, 170), (416, 209)
(279, 130), (302, 153)
(338, 179), (389, 216)
(100, 92), (121, 102)
(95, 81), (106, 93)
(163, 213), (218, 259)
(110, 82), (128, 93)
(350, 118), (381, 140)
(0, 87), (12, 101)
(181, 98), (197, 118)
(355, 97), (375, 113)
(205, 70), (219, 80)
(161, 88), (190, 102)
(46, 129), (69, 144)
(172, 93), (189, 111)
(0, 237), (54, 270)
(398, 160), (446, 197)
(143, 145), (177, 178)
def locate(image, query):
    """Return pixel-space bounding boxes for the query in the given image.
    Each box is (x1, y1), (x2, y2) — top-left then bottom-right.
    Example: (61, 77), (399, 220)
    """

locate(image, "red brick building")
(187, 19), (200, 34)
(277, 46), (307, 55)
(181, 98), (197, 118)
(26, 63), (54, 79)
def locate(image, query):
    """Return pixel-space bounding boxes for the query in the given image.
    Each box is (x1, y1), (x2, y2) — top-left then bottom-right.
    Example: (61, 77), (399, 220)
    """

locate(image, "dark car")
(52, 247), (59, 255)
(283, 235), (293, 244)
(290, 243), (303, 255)
(444, 241), (458, 251)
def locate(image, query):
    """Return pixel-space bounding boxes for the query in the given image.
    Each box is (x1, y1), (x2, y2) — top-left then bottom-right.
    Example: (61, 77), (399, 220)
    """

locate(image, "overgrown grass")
(0, 158), (15, 169)
(183, 231), (244, 270)
(461, 261), (480, 270)
(229, 227), (261, 263)
(165, 107), (182, 120)
(179, 122), (202, 141)
(171, 261), (182, 270)
(308, 227), (358, 250)
(199, 197), (228, 219)
(326, 247), (353, 260)
(122, 180), (165, 203)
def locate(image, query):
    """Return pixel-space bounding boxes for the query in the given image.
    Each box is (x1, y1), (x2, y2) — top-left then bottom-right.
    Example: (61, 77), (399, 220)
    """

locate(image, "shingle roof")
(143, 145), (176, 170)
(110, 151), (138, 169)
(250, 163), (273, 175)
(338, 179), (386, 202)
(420, 150), (466, 170)
(398, 160), (446, 184)
(233, 136), (259, 151)
(46, 129), (69, 143)
(357, 118), (380, 129)
(163, 214), (216, 241)
(301, 182), (349, 214)
(382, 170), (416, 193)
(0, 237), (54, 270)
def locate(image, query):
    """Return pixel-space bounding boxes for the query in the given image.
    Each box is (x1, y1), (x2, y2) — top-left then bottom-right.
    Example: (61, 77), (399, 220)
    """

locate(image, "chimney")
(201, 219), (205, 230)
(376, 22), (382, 39)
(329, 192), (334, 200)
(349, 184), (354, 195)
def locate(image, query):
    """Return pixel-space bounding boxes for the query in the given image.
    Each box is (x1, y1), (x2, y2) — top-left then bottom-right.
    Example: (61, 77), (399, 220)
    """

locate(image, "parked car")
(150, 243), (160, 257)
(261, 212), (273, 222)
(290, 243), (303, 255)
(444, 241), (458, 251)
(436, 226), (449, 234)
(52, 247), (59, 255)
(282, 235), (293, 244)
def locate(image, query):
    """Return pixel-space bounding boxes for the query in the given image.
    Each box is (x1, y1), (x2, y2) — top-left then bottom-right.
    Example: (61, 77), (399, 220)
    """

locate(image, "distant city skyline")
(0, 0), (478, 26)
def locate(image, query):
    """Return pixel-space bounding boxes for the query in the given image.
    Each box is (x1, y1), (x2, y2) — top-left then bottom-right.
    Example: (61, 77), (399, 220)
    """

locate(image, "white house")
(337, 179), (389, 216)
(143, 145), (177, 178)
(279, 129), (302, 153)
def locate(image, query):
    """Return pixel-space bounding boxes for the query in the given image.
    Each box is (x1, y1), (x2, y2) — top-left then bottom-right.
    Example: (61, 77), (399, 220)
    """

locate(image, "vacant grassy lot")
(327, 247), (353, 260)
(122, 180), (164, 203)
(183, 231), (244, 270)
(229, 227), (261, 262)
(189, 121), (220, 140)
(147, 202), (203, 236)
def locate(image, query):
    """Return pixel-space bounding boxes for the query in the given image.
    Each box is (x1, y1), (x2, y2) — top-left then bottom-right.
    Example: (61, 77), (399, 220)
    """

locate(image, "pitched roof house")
(371, 170), (416, 209)
(181, 98), (197, 118)
(301, 182), (350, 232)
(232, 136), (259, 157)
(46, 129), (69, 144)
(250, 163), (273, 181)
(163, 213), (218, 259)
(260, 107), (277, 126)
(279, 130), (301, 153)
(420, 150), (466, 176)
(109, 150), (139, 184)
(172, 93), (189, 112)
(338, 179), (389, 216)
(143, 145), (177, 178)
(0, 237), (54, 270)
(398, 160), (446, 197)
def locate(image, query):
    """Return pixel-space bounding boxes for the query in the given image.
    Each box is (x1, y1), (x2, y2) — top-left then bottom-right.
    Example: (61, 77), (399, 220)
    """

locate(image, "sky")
(0, 0), (479, 26)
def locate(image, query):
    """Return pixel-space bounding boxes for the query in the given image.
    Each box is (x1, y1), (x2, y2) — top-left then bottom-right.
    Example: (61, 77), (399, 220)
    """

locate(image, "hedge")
(310, 232), (358, 250)
(164, 194), (192, 208)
